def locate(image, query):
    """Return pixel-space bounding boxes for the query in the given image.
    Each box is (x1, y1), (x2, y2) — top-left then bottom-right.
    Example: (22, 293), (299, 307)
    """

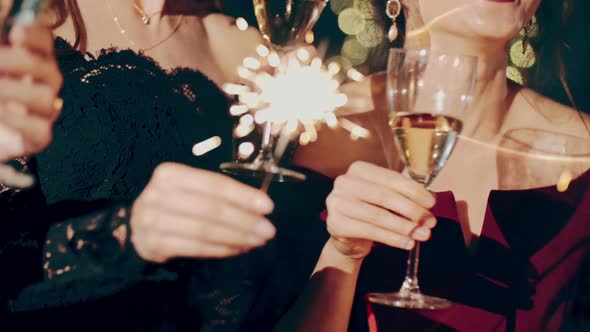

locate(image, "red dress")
(352, 169), (590, 332)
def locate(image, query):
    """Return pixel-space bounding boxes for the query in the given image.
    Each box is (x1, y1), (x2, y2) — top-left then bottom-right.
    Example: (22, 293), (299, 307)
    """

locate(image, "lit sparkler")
(220, 44), (375, 189)
(224, 45), (349, 146)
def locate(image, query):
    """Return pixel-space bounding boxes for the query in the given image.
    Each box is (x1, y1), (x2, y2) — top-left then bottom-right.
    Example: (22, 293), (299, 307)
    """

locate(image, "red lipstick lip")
(487, 0), (517, 3)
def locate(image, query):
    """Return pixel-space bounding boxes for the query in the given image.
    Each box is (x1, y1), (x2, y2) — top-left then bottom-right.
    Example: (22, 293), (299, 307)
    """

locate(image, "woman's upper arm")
(203, 14), (263, 84)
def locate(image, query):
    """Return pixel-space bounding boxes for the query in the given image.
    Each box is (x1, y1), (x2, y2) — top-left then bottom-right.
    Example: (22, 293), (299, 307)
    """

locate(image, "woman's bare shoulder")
(511, 87), (590, 138)
(202, 13), (262, 83)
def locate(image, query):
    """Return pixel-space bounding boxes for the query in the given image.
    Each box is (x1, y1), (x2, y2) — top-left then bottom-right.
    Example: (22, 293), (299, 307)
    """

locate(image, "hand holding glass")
(367, 49), (477, 309)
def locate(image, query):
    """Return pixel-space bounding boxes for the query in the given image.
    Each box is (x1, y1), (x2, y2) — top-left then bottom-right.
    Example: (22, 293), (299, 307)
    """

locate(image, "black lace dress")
(0, 38), (330, 331)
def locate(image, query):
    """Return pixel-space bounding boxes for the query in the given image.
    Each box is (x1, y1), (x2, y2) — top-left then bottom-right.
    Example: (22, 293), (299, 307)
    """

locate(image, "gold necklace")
(133, 1), (163, 25)
(105, 0), (184, 52)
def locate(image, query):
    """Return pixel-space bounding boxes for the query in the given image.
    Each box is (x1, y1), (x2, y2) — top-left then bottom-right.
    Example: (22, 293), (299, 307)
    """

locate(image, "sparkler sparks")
(223, 45), (370, 146)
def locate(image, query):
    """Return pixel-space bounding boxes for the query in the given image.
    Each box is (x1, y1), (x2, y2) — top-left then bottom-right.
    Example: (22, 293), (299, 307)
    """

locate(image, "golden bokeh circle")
(338, 8), (366, 35)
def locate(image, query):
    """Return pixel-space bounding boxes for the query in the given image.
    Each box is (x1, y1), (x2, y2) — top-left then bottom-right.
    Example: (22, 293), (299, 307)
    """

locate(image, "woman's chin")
(428, 2), (524, 46)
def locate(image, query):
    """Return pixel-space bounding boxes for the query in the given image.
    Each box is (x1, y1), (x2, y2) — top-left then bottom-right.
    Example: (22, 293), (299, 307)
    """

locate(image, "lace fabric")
(1, 37), (331, 331)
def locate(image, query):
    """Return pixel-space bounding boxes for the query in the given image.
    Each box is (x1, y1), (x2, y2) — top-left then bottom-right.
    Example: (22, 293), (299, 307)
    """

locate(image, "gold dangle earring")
(386, 0), (402, 42)
(522, 20), (532, 54)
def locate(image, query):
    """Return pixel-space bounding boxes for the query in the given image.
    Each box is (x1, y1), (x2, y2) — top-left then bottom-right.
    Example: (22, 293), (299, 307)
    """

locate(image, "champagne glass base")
(367, 292), (452, 310)
(0, 163), (35, 189)
(220, 162), (306, 182)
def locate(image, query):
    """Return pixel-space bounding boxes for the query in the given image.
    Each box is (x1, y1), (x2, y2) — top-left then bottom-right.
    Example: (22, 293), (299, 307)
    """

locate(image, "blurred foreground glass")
(367, 49), (477, 309)
(0, 0), (47, 188)
(497, 128), (590, 192)
(253, 0), (327, 48)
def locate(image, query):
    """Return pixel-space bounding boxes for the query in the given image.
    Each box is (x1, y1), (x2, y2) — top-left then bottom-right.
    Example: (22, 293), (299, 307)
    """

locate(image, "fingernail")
(424, 191), (436, 207)
(255, 221), (276, 238)
(248, 234), (266, 246)
(421, 215), (437, 228)
(413, 227), (430, 241)
(405, 239), (416, 250)
(255, 198), (274, 213)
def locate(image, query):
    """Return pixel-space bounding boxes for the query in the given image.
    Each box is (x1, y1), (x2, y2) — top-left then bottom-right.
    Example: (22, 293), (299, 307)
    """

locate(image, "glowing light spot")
(238, 142), (255, 159)
(311, 57), (323, 69)
(356, 22), (384, 47)
(305, 31), (315, 44)
(339, 118), (370, 139)
(328, 62), (342, 75)
(299, 132), (311, 145)
(234, 124), (255, 138)
(325, 113), (339, 128)
(338, 8), (365, 35)
(243, 57), (262, 70)
(223, 83), (249, 95)
(256, 44), (270, 57)
(192, 136), (222, 156)
(240, 114), (254, 126)
(557, 170), (573, 192)
(330, 0), (353, 14)
(354, 0), (377, 19)
(335, 93), (348, 107)
(236, 17), (249, 31)
(268, 52), (281, 67)
(341, 38), (368, 65)
(297, 48), (311, 62)
(238, 66), (252, 79)
(230, 105), (249, 116)
(286, 120), (300, 134)
(506, 65), (524, 84)
(347, 68), (365, 82)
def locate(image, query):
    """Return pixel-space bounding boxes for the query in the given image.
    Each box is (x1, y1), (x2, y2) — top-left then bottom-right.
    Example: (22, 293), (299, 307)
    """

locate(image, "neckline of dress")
(55, 36), (202, 77)
(434, 167), (590, 255)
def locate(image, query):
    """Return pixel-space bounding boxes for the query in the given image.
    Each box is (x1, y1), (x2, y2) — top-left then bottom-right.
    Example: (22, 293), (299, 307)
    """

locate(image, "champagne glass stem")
(400, 242), (421, 295)
(255, 121), (276, 167)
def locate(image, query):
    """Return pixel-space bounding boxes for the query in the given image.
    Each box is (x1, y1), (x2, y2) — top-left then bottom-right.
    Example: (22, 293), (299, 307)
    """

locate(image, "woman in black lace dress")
(1, 1), (334, 331)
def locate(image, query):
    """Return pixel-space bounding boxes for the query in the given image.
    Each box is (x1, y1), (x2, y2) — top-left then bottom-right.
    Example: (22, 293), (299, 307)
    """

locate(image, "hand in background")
(0, 25), (63, 185)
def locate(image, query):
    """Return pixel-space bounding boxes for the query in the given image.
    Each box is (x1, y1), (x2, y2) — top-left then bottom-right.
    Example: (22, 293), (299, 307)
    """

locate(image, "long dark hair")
(526, 0), (584, 112)
(49, 0), (86, 50)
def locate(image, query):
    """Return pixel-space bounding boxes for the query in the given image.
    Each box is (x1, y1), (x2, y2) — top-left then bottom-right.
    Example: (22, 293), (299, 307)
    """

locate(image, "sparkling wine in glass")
(220, 0), (328, 183)
(367, 49), (477, 309)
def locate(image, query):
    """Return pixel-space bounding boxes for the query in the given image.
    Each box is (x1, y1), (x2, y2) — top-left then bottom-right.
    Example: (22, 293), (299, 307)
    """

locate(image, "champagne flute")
(253, 0), (328, 49)
(367, 49), (477, 309)
(220, 0), (328, 183)
(0, 0), (47, 188)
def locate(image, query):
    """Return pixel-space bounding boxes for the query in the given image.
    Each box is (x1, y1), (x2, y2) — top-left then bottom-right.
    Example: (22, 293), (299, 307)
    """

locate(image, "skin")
(52, 0), (278, 262)
(277, 0), (590, 330)
(0, 9), (63, 182)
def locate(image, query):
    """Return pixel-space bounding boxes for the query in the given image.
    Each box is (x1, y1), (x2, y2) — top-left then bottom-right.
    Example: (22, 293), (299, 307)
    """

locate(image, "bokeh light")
(330, 0), (353, 15)
(341, 37), (368, 65)
(338, 7), (365, 35)
(357, 22), (385, 47)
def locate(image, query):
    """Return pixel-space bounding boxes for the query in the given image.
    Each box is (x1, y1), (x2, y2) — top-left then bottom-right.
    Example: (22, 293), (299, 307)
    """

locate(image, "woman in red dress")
(282, 0), (590, 331)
